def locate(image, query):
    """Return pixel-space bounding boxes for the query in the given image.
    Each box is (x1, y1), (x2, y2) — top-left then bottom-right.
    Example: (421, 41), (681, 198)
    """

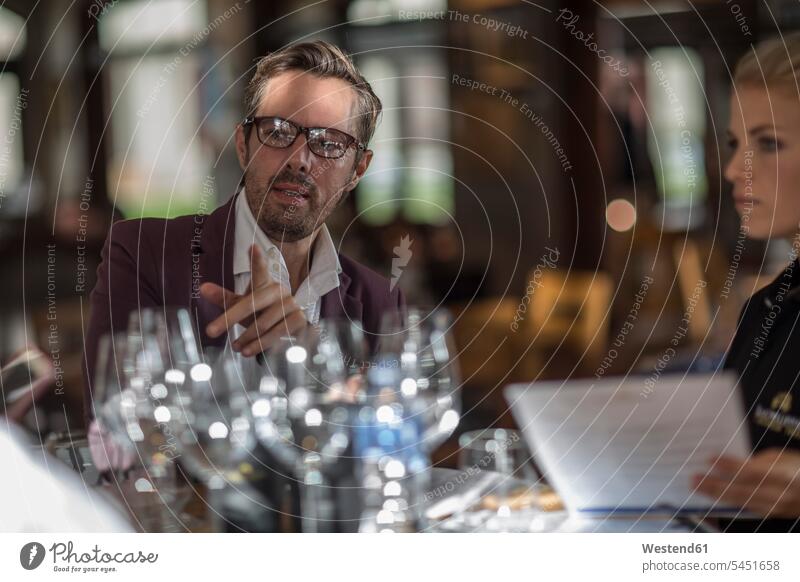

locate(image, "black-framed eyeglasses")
(242, 115), (366, 159)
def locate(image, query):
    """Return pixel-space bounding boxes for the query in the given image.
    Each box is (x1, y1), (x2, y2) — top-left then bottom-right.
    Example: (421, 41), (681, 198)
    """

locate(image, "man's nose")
(284, 132), (313, 174)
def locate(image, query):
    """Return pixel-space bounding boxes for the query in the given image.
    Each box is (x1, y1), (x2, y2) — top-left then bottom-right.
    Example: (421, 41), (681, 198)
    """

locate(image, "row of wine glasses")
(91, 305), (462, 532)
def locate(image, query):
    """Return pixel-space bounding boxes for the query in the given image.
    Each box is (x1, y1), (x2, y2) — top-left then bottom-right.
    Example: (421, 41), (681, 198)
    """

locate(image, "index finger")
(206, 283), (289, 338)
(249, 244), (272, 290)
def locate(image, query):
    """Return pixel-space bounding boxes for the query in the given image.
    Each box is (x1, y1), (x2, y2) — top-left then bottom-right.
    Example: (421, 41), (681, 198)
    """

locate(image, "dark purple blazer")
(83, 194), (403, 423)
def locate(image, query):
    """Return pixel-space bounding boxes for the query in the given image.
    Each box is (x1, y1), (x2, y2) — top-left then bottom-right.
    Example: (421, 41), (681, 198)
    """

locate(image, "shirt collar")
(233, 190), (342, 286)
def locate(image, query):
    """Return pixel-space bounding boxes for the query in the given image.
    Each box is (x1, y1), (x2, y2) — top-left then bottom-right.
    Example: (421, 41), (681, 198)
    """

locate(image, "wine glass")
(127, 307), (201, 414)
(125, 306), (203, 445)
(122, 308), (205, 527)
(456, 429), (545, 532)
(377, 307), (462, 452)
(127, 307), (201, 368)
(458, 429), (538, 480)
(355, 368), (431, 533)
(164, 344), (268, 532)
(91, 333), (138, 481)
(256, 332), (354, 532)
(176, 346), (258, 487)
(92, 332), (187, 530)
(316, 317), (370, 385)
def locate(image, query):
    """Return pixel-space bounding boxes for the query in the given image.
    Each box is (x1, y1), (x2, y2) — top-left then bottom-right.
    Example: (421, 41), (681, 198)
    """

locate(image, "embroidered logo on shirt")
(754, 391), (799, 441)
(771, 391), (793, 414)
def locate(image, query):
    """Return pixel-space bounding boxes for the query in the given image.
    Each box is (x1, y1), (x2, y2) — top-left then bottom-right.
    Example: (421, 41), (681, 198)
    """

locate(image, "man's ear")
(235, 124), (249, 171)
(344, 149), (373, 192)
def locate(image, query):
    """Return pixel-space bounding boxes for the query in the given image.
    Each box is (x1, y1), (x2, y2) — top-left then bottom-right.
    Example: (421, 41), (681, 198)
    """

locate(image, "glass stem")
(300, 456), (333, 533)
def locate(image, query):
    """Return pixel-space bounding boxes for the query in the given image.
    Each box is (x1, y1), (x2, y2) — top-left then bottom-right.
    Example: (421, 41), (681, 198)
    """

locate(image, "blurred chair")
(452, 298), (521, 389)
(524, 269), (613, 371)
(672, 240), (713, 345)
(450, 297), (544, 427)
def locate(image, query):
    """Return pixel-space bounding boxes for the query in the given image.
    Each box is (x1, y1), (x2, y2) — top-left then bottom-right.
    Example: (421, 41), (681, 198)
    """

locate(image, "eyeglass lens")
(255, 118), (351, 158)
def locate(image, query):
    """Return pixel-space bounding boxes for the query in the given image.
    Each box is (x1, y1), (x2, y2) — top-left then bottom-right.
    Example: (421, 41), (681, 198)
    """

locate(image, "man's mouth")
(272, 182), (311, 199)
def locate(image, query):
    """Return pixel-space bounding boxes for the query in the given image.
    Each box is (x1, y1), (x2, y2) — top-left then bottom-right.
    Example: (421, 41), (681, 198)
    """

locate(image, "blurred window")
(99, 0), (207, 51)
(99, 0), (212, 218)
(355, 52), (453, 226)
(348, 1), (453, 226)
(354, 55), (402, 224)
(645, 46), (708, 230)
(348, 0), (447, 25)
(0, 6), (25, 59)
(0, 7), (26, 217)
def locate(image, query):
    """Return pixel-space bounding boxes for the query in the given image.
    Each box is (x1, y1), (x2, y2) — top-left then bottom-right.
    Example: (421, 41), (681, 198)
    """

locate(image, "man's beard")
(244, 169), (340, 243)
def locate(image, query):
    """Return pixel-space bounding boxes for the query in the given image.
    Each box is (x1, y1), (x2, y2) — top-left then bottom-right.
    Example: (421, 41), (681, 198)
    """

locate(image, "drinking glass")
(127, 307), (202, 370)
(92, 332), (187, 530)
(123, 308), (206, 526)
(377, 307), (461, 451)
(256, 332), (354, 532)
(91, 333), (138, 481)
(458, 429), (536, 480)
(177, 346), (258, 487)
(355, 375), (431, 533)
(316, 317), (370, 386)
(458, 429), (540, 531)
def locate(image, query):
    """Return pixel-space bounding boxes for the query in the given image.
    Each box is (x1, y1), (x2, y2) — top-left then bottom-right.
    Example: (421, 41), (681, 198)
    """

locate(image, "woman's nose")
(724, 150), (744, 185)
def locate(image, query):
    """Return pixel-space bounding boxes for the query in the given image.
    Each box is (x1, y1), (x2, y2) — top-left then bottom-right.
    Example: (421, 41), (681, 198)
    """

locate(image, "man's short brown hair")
(244, 40), (382, 147)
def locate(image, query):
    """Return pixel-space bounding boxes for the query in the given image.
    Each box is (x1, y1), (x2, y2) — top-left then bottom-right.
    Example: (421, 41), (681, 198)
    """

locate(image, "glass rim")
(458, 428), (524, 451)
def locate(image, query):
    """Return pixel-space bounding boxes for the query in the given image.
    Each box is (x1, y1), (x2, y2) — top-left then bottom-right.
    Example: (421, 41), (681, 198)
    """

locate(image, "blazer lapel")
(321, 267), (363, 323)
(193, 194), (237, 347)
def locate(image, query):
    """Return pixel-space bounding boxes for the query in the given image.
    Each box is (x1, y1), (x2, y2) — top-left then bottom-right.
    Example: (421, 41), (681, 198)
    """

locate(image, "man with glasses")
(83, 41), (403, 423)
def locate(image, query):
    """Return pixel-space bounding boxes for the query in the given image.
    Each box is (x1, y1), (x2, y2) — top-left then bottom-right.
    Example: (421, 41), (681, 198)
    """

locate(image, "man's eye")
(321, 140), (343, 152)
(265, 127), (293, 142)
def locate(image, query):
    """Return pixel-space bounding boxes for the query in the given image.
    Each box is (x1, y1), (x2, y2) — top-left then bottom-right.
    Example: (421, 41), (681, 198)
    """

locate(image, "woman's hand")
(692, 448), (800, 517)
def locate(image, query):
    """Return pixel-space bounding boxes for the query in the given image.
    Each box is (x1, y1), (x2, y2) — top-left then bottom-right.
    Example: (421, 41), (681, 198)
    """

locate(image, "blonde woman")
(693, 33), (800, 528)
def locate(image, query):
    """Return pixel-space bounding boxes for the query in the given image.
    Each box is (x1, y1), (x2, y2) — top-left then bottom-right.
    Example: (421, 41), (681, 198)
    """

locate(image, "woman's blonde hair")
(735, 31), (800, 90)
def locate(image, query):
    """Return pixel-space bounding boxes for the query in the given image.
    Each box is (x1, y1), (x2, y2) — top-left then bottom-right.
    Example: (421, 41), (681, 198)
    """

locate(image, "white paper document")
(506, 372), (751, 513)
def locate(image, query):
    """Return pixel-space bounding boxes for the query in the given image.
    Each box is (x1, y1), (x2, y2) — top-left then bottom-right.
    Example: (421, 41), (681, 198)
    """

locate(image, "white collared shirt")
(232, 191), (341, 327)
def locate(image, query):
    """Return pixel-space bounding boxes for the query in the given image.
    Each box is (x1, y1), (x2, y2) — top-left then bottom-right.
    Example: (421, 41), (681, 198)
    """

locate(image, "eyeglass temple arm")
(241, 116), (254, 144)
